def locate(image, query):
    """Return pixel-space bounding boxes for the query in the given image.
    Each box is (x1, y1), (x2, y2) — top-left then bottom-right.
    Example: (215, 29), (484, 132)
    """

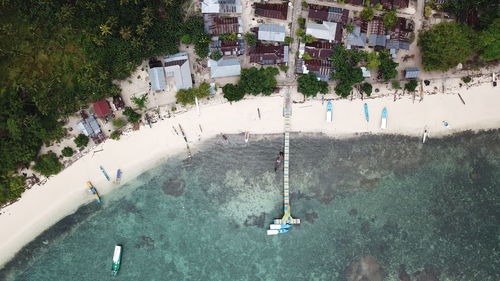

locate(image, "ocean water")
(1, 131), (499, 281)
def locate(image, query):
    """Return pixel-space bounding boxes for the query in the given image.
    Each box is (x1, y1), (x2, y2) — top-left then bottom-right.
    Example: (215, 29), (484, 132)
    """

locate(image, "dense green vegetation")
(0, 0), (192, 205)
(297, 73), (328, 97)
(382, 10), (397, 30)
(123, 107), (142, 123)
(33, 152), (63, 177)
(74, 134), (90, 148)
(61, 147), (74, 157)
(330, 46), (364, 98)
(175, 82), (210, 105)
(419, 22), (475, 71)
(222, 67), (279, 102)
(378, 50), (399, 81)
(404, 80), (418, 92)
(360, 82), (373, 96)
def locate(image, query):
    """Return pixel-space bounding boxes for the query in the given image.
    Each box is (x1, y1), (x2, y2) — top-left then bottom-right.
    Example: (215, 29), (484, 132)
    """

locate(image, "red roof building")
(254, 3), (288, 20)
(93, 99), (111, 118)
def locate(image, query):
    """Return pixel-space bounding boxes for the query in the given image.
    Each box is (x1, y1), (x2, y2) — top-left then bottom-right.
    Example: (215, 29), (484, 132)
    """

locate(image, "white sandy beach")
(1, 83), (500, 267)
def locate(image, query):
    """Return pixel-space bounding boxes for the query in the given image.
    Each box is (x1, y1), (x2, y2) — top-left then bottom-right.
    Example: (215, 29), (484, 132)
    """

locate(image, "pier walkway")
(273, 89), (300, 226)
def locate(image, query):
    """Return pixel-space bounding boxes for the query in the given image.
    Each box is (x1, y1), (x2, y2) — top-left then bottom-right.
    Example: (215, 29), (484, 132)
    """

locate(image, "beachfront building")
(405, 67), (420, 79)
(254, 3), (288, 20)
(148, 67), (166, 92)
(92, 100), (112, 118)
(77, 114), (106, 144)
(201, 0), (242, 13)
(208, 58), (241, 78)
(258, 24), (286, 43)
(164, 52), (193, 90)
(249, 45), (289, 65)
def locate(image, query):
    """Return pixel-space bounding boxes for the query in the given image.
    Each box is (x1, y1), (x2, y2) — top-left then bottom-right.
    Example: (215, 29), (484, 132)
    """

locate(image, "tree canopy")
(330, 45), (365, 98)
(478, 18), (500, 61)
(418, 22), (476, 71)
(239, 67), (279, 96)
(404, 80), (418, 92)
(222, 84), (245, 102)
(74, 134), (90, 148)
(297, 73), (328, 97)
(378, 50), (399, 81)
(61, 147), (74, 157)
(123, 107), (142, 123)
(360, 82), (373, 96)
(175, 82), (211, 106)
(383, 10), (397, 30)
(33, 152), (63, 177)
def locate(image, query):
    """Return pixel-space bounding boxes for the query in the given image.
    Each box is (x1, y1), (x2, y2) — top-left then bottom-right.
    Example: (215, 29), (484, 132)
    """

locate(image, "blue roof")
(368, 34), (386, 47)
(405, 67), (420, 79)
(148, 67), (166, 91)
(347, 26), (366, 47)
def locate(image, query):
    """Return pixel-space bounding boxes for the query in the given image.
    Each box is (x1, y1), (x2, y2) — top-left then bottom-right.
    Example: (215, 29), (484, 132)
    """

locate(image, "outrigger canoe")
(326, 101), (332, 122)
(86, 182), (101, 203)
(100, 166), (110, 181)
(115, 169), (122, 184)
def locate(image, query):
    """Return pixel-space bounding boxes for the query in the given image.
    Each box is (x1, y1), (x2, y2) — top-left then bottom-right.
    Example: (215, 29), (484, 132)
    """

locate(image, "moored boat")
(422, 129), (428, 143)
(244, 131), (250, 143)
(269, 224), (292, 230)
(381, 107), (388, 129)
(266, 229), (289, 235)
(111, 245), (122, 276)
(86, 182), (101, 203)
(326, 101), (332, 122)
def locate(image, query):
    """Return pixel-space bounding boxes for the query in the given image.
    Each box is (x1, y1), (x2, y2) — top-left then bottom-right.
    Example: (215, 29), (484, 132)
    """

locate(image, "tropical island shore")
(0, 81), (499, 267)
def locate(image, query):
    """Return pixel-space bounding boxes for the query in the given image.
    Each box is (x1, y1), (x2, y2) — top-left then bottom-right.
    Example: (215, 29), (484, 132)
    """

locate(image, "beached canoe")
(100, 166), (110, 181)
(364, 103), (369, 122)
(326, 101), (332, 123)
(85, 182), (101, 203)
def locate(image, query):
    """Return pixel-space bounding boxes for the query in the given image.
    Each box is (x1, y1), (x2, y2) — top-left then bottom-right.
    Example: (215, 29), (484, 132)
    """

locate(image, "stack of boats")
(266, 224), (292, 235)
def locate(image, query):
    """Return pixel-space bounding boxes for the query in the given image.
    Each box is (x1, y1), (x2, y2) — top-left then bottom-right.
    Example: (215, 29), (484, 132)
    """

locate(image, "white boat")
(422, 129), (428, 143)
(269, 224), (292, 230)
(244, 131), (250, 143)
(266, 229), (289, 235)
(381, 107), (388, 129)
(111, 245), (122, 276)
(326, 101), (332, 122)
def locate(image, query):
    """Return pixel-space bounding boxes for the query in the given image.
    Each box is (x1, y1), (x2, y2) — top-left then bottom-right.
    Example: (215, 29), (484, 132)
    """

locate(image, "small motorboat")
(269, 224), (292, 230)
(364, 103), (369, 122)
(115, 169), (122, 184)
(111, 245), (122, 276)
(244, 131), (250, 143)
(267, 229), (289, 235)
(326, 101), (332, 122)
(381, 107), (388, 129)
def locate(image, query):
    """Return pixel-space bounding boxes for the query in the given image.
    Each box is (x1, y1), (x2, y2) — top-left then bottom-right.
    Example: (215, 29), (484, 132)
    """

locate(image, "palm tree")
(99, 24), (111, 36)
(119, 27), (132, 40)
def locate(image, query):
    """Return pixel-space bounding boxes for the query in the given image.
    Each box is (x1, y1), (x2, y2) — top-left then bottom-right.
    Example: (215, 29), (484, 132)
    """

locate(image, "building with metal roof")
(148, 67), (166, 91)
(306, 21), (338, 42)
(77, 115), (101, 137)
(258, 24), (286, 42)
(404, 67), (420, 79)
(164, 52), (193, 90)
(201, 0), (242, 13)
(347, 26), (367, 49)
(93, 100), (112, 118)
(208, 58), (241, 78)
(368, 34), (387, 48)
(204, 14), (243, 35)
(249, 45), (289, 65)
(254, 3), (288, 20)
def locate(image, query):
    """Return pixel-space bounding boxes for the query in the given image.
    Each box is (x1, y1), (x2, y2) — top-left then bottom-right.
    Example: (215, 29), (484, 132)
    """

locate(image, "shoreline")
(1, 83), (500, 267)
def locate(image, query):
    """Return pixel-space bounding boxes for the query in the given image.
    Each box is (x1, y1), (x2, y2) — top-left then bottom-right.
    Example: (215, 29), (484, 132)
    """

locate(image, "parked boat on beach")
(364, 103), (369, 122)
(381, 107), (388, 129)
(115, 169), (122, 184)
(85, 182), (101, 203)
(245, 131), (250, 143)
(326, 101), (332, 122)
(111, 244), (122, 276)
(423, 129), (429, 143)
(100, 166), (110, 181)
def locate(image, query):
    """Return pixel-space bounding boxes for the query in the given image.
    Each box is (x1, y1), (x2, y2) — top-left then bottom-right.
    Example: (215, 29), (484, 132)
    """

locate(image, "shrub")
(366, 52), (380, 70)
(391, 81), (401, 89)
(360, 82), (373, 96)
(302, 52), (313, 60)
(123, 107), (142, 123)
(404, 79), (418, 92)
(74, 134), (89, 148)
(181, 34), (192, 44)
(222, 83), (245, 102)
(297, 17), (306, 27)
(112, 118), (127, 128)
(374, 3), (383, 10)
(279, 64), (289, 72)
(345, 23), (354, 34)
(131, 95), (147, 110)
(301, 0), (308, 9)
(110, 131), (121, 140)
(61, 147), (74, 157)
(176, 82), (211, 105)
(33, 152), (63, 176)
(210, 50), (222, 61)
(361, 7), (374, 21)
(462, 76), (472, 83)
(284, 36), (294, 45)
(296, 28), (305, 37)
(244, 33), (257, 46)
(383, 10), (397, 29)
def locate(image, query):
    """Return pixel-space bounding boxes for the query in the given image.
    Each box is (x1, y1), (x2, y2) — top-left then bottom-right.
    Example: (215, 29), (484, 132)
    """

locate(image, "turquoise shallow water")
(1, 131), (499, 281)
